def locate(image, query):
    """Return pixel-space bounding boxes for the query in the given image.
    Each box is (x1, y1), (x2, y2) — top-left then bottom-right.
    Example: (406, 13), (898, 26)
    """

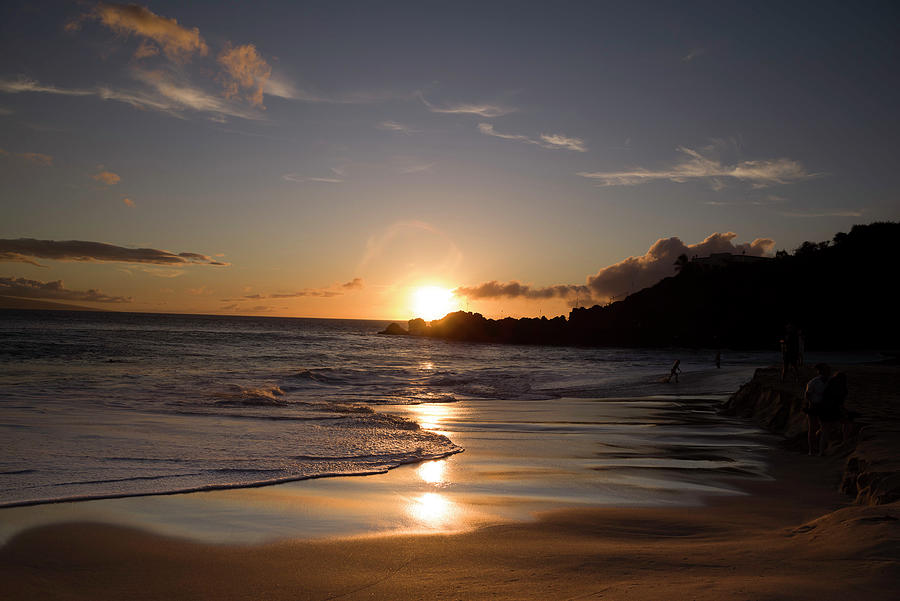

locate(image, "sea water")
(0, 310), (804, 509)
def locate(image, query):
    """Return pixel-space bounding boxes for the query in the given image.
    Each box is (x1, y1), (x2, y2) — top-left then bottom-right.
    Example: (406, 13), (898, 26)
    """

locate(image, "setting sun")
(411, 286), (456, 321)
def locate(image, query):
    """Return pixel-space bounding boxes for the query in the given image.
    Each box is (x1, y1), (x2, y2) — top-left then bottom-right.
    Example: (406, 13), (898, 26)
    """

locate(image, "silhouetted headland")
(382, 222), (900, 350)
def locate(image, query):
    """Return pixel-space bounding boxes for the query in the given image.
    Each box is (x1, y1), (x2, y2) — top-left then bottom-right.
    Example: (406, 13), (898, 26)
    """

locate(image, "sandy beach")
(2, 364), (899, 600)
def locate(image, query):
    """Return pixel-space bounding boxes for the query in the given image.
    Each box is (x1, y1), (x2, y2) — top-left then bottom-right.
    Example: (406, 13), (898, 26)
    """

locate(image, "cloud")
(122, 197), (135, 207)
(217, 43), (271, 107)
(456, 232), (776, 306)
(682, 48), (706, 62)
(0, 276), (131, 303)
(0, 75), (259, 121)
(779, 209), (864, 218)
(15, 152), (54, 165)
(222, 278), (361, 303)
(578, 146), (815, 188)
(282, 173), (343, 184)
(478, 123), (587, 152)
(377, 120), (418, 134)
(585, 232), (775, 301)
(455, 280), (589, 300)
(93, 170), (121, 185)
(0, 238), (230, 267)
(419, 93), (515, 117)
(71, 2), (208, 62)
(131, 69), (264, 120)
(538, 133), (588, 152)
(2, 149), (54, 165)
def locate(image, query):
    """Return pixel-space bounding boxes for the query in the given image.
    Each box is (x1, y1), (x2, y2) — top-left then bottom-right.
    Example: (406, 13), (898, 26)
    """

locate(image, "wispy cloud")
(377, 120), (419, 134)
(122, 197), (135, 207)
(0, 238), (229, 267)
(18, 152), (54, 165)
(578, 146), (815, 188)
(682, 47), (706, 62)
(132, 70), (264, 120)
(779, 209), (864, 218)
(223, 278), (362, 303)
(282, 173), (343, 183)
(420, 92), (515, 117)
(0, 75), (260, 121)
(68, 2), (208, 62)
(0, 276), (132, 303)
(477, 123), (588, 152)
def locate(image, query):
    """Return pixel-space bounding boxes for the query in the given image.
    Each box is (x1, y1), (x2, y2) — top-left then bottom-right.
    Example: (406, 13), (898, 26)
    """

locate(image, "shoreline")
(2, 364), (899, 599)
(3, 435), (897, 600)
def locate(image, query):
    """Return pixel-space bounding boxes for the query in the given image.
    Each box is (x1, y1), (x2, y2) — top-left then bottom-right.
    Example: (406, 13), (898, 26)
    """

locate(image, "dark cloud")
(456, 232), (775, 305)
(0, 276), (131, 303)
(341, 277), (364, 290)
(455, 280), (589, 300)
(0, 238), (229, 267)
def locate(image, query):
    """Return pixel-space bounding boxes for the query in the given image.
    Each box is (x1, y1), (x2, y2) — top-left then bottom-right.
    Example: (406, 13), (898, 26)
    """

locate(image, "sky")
(1, 1), (898, 320)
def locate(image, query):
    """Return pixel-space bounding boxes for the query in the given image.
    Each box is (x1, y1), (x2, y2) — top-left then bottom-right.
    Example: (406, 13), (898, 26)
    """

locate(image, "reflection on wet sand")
(417, 459), (447, 485)
(406, 492), (457, 529)
(407, 402), (454, 434)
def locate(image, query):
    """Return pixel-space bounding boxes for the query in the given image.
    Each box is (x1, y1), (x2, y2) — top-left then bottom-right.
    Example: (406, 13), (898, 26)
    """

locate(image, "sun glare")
(411, 286), (455, 321)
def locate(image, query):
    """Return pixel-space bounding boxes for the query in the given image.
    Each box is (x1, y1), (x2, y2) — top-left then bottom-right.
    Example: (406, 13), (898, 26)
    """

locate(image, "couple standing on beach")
(804, 363), (849, 456)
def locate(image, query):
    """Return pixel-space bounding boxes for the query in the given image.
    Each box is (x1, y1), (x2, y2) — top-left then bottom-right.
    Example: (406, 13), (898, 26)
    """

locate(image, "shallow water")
(0, 310), (872, 518)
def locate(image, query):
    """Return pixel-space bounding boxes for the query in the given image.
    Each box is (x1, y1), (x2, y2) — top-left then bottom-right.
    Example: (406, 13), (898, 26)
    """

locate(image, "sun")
(411, 286), (456, 321)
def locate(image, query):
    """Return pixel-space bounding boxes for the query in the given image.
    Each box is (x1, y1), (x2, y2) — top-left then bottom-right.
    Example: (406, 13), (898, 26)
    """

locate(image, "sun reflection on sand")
(407, 403), (453, 433)
(406, 492), (457, 528)
(417, 459), (447, 485)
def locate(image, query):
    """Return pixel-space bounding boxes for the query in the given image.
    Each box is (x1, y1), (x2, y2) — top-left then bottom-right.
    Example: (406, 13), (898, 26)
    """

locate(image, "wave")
(0, 447), (464, 509)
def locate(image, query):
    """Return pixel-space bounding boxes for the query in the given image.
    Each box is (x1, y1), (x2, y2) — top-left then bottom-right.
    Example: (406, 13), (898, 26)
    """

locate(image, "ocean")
(1, 310), (792, 510)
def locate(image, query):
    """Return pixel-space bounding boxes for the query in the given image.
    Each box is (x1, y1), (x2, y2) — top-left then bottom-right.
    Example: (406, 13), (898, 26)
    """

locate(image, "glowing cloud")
(217, 43), (272, 107)
(92, 170), (121, 185)
(71, 2), (208, 62)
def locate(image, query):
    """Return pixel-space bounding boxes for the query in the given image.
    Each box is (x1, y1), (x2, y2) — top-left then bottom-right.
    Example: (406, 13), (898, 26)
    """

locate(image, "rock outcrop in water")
(722, 364), (900, 505)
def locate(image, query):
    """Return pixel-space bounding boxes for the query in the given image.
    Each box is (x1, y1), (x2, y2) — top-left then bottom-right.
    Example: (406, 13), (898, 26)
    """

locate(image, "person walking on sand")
(666, 359), (681, 383)
(803, 363), (831, 456)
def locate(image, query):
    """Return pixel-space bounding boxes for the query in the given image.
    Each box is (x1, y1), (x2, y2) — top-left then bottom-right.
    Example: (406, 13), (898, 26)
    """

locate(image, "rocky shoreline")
(722, 363), (900, 505)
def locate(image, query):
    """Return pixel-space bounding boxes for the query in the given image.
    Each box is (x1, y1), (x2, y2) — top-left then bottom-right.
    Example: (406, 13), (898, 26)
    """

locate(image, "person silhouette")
(804, 363), (831, 455)
(782, 324), (801, 381)
(666, 359), (681, 383)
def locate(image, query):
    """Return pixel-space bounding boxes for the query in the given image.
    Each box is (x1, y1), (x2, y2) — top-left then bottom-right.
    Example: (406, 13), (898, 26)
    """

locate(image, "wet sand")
(2, 448), (898, 601)
(2, 366), (899, 599)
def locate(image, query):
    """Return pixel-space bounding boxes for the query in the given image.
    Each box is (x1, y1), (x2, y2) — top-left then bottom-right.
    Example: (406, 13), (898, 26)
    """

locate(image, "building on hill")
(692, 252), (771, 269)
